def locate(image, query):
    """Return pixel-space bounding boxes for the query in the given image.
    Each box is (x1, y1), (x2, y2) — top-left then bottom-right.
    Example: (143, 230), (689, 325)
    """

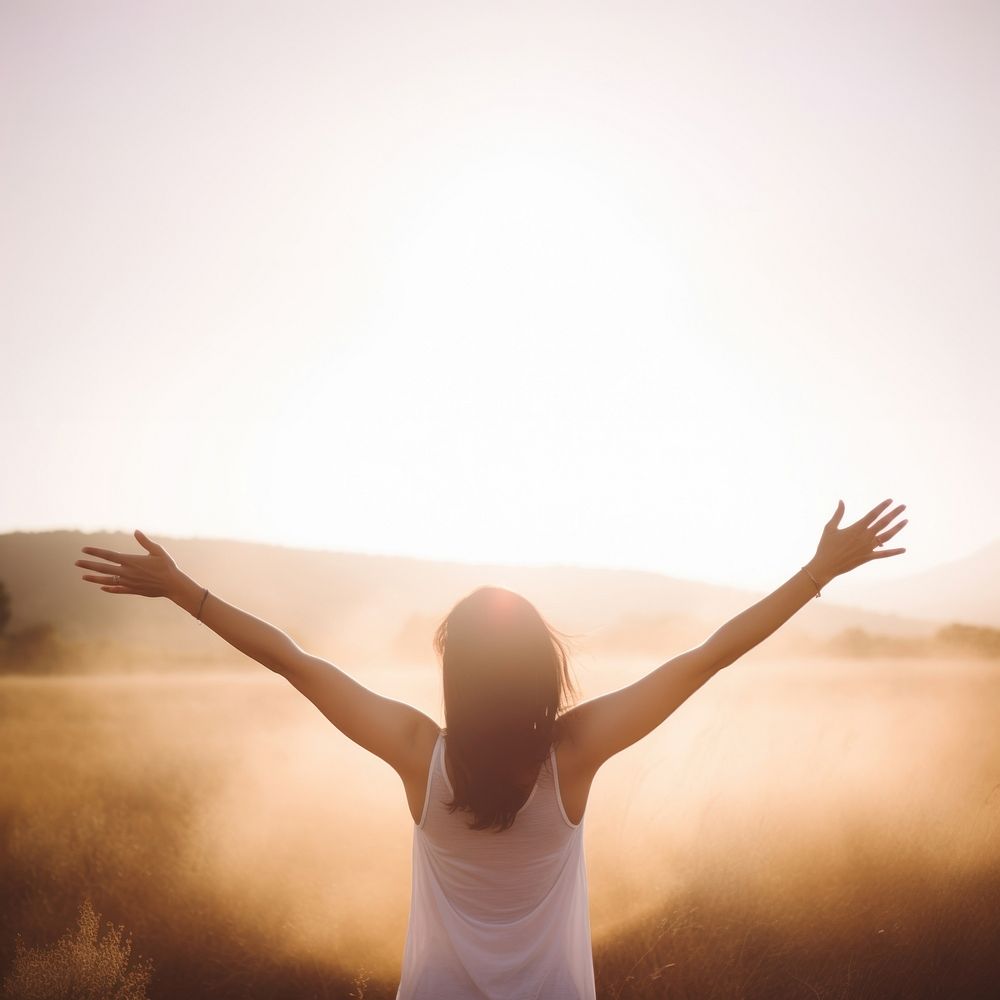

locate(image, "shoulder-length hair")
(434, 585), (580, 833)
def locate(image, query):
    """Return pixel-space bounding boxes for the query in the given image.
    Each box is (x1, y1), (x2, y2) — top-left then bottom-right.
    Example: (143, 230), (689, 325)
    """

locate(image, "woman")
(74, 497), (907, 999)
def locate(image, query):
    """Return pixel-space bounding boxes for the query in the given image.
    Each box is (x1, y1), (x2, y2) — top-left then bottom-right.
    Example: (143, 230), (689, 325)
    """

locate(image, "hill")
(832, 538), (1000, 629)
(0, 530), (974, 674)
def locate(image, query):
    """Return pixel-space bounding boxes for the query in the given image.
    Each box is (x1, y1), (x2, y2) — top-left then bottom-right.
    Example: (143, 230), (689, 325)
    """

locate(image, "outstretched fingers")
(874, 518), (908, 546)
(76, 535), (173, 600)
(872, 503), (907, 534)
(80, 546), (143, 567)
(81, 572), (127, 585)
(77, 559), (157, 588)
(850, 498), (894, 532)
(80, 571), (158, 595)
(870, 515), (908, 560)
(77, 559), (130, 573)
(99, 584), (160, 595)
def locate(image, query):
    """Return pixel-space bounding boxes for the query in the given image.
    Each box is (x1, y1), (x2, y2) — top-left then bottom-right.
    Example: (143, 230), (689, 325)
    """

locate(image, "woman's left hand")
(75, 530), (182, 599)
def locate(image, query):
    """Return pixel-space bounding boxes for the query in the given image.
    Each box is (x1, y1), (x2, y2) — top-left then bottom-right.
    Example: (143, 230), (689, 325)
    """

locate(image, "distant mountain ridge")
(832, 538), (1000, 629)
(1, 529), (985, 673)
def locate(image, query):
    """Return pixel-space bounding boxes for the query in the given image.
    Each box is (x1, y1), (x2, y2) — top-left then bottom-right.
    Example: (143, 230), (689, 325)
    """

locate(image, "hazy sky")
(3, 1), (998, 593)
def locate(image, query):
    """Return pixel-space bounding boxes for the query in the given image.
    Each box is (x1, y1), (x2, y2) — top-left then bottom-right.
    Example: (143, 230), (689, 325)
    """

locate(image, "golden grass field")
(1, 653), (998, 999)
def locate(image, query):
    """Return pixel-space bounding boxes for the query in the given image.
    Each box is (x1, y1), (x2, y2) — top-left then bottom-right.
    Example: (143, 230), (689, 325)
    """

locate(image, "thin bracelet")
(195, 588), (210, 620)
(800, 566), (822, 597)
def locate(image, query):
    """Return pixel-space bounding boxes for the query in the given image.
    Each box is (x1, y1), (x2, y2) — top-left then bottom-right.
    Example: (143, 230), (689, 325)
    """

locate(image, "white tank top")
(396, 730), (596, 1000)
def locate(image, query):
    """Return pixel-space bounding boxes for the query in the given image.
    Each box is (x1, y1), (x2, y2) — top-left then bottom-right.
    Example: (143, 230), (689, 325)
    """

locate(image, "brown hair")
(434, 586), (580, 833)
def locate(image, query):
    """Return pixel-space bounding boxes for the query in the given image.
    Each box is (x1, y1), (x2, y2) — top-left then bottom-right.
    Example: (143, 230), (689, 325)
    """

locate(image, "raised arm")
(75, 531), (435, 779)
(560, 498), (908, 772)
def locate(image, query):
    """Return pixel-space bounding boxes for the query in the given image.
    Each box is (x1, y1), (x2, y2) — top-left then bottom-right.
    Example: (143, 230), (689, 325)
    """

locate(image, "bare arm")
(705, 497), (907, 668)
(561, 498), (908, 772)
(702, 564), (827, 670)
(169, 570), (291, 673)
(274, 646), (436, 777)
(76, 531), (436, 778)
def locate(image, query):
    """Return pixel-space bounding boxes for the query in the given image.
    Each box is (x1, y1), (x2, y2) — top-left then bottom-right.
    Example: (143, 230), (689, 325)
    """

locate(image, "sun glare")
(225, 135), (782, 574)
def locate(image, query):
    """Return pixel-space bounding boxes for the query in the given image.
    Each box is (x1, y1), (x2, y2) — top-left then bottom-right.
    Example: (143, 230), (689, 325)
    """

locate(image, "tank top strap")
(424, 732), (577, 828)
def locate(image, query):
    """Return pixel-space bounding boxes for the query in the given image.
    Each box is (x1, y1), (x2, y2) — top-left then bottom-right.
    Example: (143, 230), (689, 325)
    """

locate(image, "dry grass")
(0, 656), (997, 998)
(1, 897), (153, 1000)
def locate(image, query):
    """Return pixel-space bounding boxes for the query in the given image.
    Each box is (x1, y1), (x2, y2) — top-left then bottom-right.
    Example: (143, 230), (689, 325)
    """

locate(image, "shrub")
(936, 622), (1000, 658)
(0, 623), (69, 674)
(1, 897), (153, 1000)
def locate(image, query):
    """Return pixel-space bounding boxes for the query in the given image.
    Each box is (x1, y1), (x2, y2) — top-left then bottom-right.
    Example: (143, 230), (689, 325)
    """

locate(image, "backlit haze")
(3, 0), (998, 591)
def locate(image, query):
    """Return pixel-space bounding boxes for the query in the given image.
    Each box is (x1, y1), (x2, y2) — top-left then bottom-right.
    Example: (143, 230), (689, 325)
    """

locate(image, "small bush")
(0, 622), (70, 674)
(936, 622), (1000, 657)
(1, 897), (153, 1000)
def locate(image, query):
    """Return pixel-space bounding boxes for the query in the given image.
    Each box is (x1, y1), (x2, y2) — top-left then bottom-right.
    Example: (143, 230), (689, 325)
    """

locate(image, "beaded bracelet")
(800, 566), (822, 597)
(195, 588), (210, 620)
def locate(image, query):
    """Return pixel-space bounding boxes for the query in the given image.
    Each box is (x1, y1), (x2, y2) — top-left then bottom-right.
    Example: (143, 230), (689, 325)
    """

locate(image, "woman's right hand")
(807, 498), (908, 584)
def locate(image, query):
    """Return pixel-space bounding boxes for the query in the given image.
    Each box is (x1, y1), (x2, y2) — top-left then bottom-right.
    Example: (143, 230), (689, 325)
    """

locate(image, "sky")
(2, 0), (998, 594)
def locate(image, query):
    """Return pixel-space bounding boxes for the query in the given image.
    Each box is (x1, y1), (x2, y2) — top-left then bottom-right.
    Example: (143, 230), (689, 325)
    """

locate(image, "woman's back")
(397, 730), (596, 1000)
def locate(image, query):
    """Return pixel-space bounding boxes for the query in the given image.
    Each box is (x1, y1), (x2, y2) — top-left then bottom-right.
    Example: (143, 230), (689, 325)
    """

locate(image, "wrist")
(804, 557), (837, 591)
(169, 570), (206, 617)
